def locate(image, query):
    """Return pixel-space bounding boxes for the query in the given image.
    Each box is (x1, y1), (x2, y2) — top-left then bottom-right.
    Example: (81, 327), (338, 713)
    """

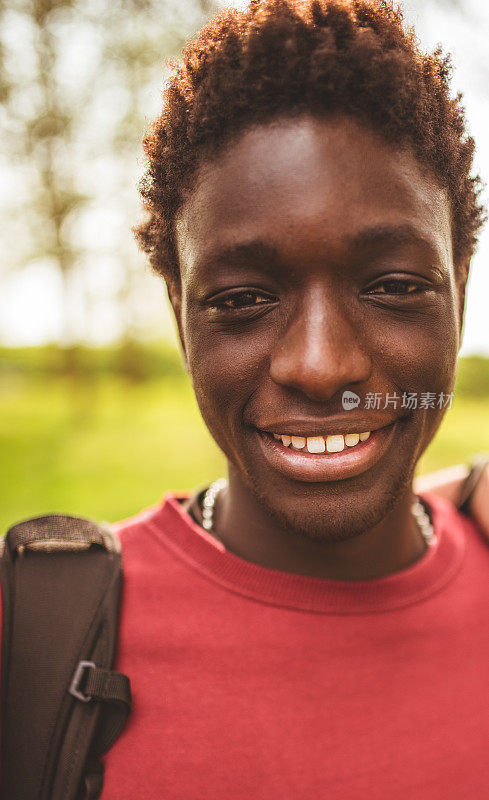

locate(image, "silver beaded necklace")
(201, 478), (436, 547)
(201, 478), (227, 531)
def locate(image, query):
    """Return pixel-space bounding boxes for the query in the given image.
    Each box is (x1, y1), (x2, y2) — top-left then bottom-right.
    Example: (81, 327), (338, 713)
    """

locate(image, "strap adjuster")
(69, 660), (96, 703)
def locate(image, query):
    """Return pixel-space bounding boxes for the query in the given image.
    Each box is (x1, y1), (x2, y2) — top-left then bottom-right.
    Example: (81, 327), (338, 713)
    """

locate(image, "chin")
(248, 460), (414, 543)
(258, 496), (394, 542)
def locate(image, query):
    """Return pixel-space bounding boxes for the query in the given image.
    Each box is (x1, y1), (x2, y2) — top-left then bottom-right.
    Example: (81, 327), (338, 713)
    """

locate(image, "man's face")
(173, 115), (464, 540)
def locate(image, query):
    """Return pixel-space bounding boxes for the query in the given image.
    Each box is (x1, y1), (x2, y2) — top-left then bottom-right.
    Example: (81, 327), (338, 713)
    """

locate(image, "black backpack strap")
(0, 514), (132, 800)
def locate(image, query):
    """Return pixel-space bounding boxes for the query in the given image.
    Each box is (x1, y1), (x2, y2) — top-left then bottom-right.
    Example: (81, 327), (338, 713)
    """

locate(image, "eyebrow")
(348, 224), (441, 255)
(194, 224), (442, 275)
(194, 240), (281, 276)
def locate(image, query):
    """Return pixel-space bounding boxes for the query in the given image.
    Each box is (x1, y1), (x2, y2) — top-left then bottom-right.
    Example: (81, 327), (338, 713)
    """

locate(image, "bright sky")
(402, 0), (489, 355)
(1, 0), (488, 353)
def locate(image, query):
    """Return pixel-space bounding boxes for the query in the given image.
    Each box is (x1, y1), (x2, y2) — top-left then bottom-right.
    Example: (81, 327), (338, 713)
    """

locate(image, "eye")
(365, 279), (424, 296)
(209, 289), (277, 310)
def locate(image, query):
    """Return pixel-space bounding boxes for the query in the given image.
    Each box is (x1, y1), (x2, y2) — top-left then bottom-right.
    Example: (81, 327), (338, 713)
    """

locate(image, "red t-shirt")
(3, 492), (489, 797)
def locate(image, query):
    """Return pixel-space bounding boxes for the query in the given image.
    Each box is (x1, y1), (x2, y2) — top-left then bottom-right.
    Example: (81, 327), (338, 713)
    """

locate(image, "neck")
(211, 470), (426, 581)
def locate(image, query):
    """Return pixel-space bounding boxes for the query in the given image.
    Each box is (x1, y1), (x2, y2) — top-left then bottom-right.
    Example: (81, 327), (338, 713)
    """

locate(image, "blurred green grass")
(0, 373), (225, 531)
(0, 346), (488, 533)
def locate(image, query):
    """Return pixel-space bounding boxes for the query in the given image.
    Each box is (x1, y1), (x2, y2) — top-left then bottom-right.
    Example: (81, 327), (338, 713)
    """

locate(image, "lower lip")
(256, 424), (397, 483)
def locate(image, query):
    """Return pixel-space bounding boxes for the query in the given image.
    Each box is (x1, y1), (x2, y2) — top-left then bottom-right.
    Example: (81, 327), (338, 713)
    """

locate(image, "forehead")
(175, 115), (452, 278)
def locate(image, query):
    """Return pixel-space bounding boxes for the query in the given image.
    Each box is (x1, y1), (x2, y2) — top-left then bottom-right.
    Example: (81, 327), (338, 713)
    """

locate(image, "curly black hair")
(135, 0), (485, 282)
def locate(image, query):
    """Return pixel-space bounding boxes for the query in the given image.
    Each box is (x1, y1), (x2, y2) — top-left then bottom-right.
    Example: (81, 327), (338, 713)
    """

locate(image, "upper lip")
(255, 416), (399, 437)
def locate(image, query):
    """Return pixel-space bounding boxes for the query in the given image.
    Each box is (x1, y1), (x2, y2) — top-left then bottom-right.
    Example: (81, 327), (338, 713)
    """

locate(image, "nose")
(269, 284), (372, 402)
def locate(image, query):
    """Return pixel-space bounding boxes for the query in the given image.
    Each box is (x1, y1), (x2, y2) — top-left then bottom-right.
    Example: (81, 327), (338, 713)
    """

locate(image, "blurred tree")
(0, 0), (482, 363)
(0, 0), (219, 368)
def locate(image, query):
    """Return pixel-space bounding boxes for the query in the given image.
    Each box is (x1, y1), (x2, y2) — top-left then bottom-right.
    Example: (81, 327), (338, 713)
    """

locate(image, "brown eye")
(367, 280), (421, 295)
(224, 292), (263, 308)
(220, 291), (271, 309)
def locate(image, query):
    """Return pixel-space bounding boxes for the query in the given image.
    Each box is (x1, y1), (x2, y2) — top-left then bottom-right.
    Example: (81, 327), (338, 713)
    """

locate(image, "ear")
(455, 259), (471, 350)
(165, 275), (189, 373)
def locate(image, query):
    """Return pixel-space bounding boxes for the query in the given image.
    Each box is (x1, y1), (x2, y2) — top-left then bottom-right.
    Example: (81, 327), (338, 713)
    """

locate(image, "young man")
(3, 0), (489, 796)
(90, 0), (489, 795)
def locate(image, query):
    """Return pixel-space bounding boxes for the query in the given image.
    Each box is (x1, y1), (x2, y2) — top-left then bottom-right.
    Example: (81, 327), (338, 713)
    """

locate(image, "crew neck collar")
(144, 491), (466, 614)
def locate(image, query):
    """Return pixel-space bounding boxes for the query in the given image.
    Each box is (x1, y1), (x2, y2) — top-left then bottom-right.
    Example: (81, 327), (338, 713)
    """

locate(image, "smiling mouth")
(255, 421), (398, 482)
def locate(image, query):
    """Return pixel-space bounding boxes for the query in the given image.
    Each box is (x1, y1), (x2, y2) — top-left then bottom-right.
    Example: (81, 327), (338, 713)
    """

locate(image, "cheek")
(183, 312), (272, 453)
(370, 299), (459, 395)
(368, 299), (459, 457)
(187, 332), (263, 398)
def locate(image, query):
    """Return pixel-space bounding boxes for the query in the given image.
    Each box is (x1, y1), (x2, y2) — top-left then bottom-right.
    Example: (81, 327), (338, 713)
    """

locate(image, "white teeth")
(326, 434), (345, 453)
(272, 431), (372, 451)
(306, 436), (326, 453)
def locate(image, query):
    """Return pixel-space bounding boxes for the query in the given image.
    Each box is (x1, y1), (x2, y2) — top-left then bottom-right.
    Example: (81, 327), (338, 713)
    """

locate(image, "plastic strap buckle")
(69, 660), (96, 703)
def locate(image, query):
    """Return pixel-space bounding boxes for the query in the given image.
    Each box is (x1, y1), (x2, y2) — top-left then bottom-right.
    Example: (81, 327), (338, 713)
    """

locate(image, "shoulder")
(109, 493), (196, 571)
(421, 489), (489, 551)
(110, 493), (190, 539)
